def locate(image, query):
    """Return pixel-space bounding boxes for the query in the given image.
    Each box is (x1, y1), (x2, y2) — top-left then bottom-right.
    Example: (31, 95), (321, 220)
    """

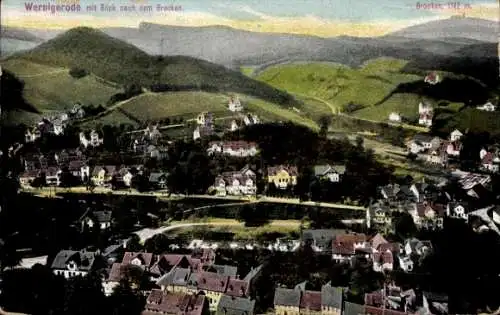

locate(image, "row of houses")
(193, 112), (261, 141)
(213, 164), (346, 196)
(25, 104), (86, 142)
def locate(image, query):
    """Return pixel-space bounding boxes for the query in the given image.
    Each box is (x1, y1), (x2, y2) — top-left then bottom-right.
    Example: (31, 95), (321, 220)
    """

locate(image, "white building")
(228, 96), (243, 112)
(80, 130), (103, 148)
(418, 102), (433, 127)
(243, 114), (260, 126)
(449, 129), (463, 142)
(207, 141), (258, 157)
(230, 120), (239, 131)
(388, 112), (401, 122)
(51, 250), (98, 279)
(424, 72), (441, 85)
(476, 102), (496, 112)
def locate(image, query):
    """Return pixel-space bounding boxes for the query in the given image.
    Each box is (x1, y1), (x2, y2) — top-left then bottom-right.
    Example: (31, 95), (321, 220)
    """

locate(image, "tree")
(109, 278), (145, 315)
(394, 212), (417, 240)
(69, 67), (89, 79)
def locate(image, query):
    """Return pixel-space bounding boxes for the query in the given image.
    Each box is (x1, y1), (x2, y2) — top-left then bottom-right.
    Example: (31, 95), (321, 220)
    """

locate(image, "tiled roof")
(92, 211), (112, 223)
(150, 254), (186, 276)
(122, 252), (155, 268)
(300, 291), (322, 311)
(267, 165), (299, 177)
(365, 292), (384, 307)
(220, 141), (257, 151)
(373, 251), (393, 264)
(68, 160), (85, 171)
(335, 233), (367, 244)
(197, 272), (230, 293)
(107, 263), (123, 282)
(274, 288), (301, 307)
(377, 243), (400, 254)
(143, 290), (205, 315)
(210, 264), (238, 277)
(217, 295), (255, 315)
(156, 267), (192, 288)
(243, 265), (263, 282)
(369, 234), (388, 250)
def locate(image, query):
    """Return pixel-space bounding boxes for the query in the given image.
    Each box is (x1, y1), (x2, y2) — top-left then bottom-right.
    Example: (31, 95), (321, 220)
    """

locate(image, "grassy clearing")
(170, 218), (304, 241)
(293, 94), (334, 121)
(119, 91), (232, 121)
(240, 66), (256, 76)
(352, 93), (423, 121)
(80, 110), (140, 127)
(255, 59), (421, 114)
(2, 59), (121, 112)
(242, 96), (320, 131)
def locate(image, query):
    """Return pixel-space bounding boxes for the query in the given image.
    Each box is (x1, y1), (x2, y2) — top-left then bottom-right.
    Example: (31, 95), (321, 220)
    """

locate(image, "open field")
(169, 218), (304, 240)
(79, 109), (140, 127)
(2, 59), (121, 111)
(255, 59), (421, 115)
(119, 91), (232, 121)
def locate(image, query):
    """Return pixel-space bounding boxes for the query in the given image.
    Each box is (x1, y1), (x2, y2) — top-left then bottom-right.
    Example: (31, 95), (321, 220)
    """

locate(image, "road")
(22, 186), (367, 211)
(16, 69), (67, 78)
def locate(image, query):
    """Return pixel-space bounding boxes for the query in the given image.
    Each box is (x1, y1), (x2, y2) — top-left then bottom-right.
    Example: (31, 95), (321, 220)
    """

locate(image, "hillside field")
(1, 59), (121, 111)
(254, 58), (430, 121)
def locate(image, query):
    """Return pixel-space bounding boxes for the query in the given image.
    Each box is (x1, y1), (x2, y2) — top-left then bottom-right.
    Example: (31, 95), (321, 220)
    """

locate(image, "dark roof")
(267, 165), (299, 177)
(274, 288), (301, 307)
(217, 295), (255, 315)
(149, 172), (168, 183)
(92, 211), (112, 223)
(197, 272), (229, 293)
(321, 284), (343, 308)
(303, 229), (343, 249)
(243, 265), (263, 282)
(51, 250), (97, 271)
(412, 133), (434, 143)
(122, 252), (155, 268)
(314, 164), (346, 176)
(156, 267), (192, 287)
(143, 290), (206, 315)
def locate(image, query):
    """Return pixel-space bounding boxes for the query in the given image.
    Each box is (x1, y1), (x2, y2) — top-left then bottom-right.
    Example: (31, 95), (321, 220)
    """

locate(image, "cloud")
(1, 2), (497, 37)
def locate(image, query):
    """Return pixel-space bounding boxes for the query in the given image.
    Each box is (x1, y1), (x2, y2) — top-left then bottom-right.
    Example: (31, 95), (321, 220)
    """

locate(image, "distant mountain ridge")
(9, 27), (300, 107)
(387, 16), (498, 42)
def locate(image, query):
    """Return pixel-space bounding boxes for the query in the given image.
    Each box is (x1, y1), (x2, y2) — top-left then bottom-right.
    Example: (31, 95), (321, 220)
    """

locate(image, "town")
(1, 91), (500, 315)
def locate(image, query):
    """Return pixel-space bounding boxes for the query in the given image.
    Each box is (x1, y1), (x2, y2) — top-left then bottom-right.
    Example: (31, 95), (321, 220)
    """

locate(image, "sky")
(1, 0), (498, 37)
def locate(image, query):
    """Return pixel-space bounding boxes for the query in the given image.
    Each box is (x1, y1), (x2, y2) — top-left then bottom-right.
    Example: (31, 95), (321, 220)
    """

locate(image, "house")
(446, 201), (470, 221)
(207, 141), (258, 157)
(80, 130), (103, 148)
(267, 165), (298, 189)
(196, 112), (213, 126)
(314, 165), (346, 183)
(230, 120), (239, 132)
(228, 96), (243, 112)
(216, 295), (255, 315)
(407, 134), (439, 154)
(481, 151), (499, 173)
(19, 170), (40, 186)
(388, 112), (401, 122)
(274, 283), (344, 315)
(51, 249), (98, 278)
(67, 160), (87, 181)
(424, 72), (441, 85)
(144, 124), (162, 142)
(445, 140), (462, 157)
(117, 167), (133, 187)
(331, 233), (369, 262)
(424, 142), (448, 166)
(81, 210), (113, 231)
(150, 172), (168, 190)
(92, 166), (116, 186)
(408, 202), (445, 229)
(70, 103), (86, 119)
(142, 289), (209, 315)
(402, 238), (432, 257)
(449, 129), (463, 142)
(52, 119), (64, 135)
(193, 126), (214, 141)
(44, 167), (62, 186)
(368, 235), (400, 273)
(418, 102), (433, 126)
(364, 286), (417, 314)
(215, 167), (256, 196)
(242, 114), (260, 126)
(476, 101), (496, 112)
(25, 127), (40, 143)
(302, 229), (342, 252)
(367, 203), (391, 227)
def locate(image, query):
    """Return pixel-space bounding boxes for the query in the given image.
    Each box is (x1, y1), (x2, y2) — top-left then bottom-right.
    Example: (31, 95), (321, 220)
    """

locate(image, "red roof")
(377, 243), (400, 254)
(122, 252), (155, 268)
(300, 291), (322, 311)
(373, 251), (393, 265)
(336, 233), (367, 243)
(267, 165), (299, 176)
(107, 263), (123, 282)
(197, 272), (229, 293)
(144, 290), (206, 315)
